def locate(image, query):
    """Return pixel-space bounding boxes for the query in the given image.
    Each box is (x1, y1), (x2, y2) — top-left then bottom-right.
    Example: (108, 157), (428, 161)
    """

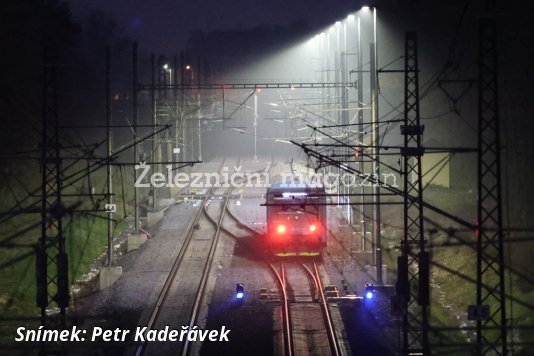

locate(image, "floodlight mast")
(369, 5), (382, 285)
(106, 47), (113, 267)
(254, 93), (258, 161)
(358, 3), (381, 282)
(133, 42), (139, 234)
(357, 16), (366, 250)
(198, 93), (202, 162)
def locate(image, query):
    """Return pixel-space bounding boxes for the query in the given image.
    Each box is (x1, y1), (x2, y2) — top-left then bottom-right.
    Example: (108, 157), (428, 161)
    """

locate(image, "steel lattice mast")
(398, 31), (429, 355)
(37, 52), (69, 327)
(476, 16), (507, 355)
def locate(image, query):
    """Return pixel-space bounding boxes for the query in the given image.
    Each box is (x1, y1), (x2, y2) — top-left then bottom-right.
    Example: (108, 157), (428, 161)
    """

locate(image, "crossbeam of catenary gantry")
(136, 82), (356, 91)
(291, 140), (476, 231)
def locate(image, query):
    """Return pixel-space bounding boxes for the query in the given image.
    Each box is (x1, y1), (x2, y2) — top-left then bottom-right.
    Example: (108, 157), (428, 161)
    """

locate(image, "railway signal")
(365, 283), (375, 300)
(236, 283), (245, 300)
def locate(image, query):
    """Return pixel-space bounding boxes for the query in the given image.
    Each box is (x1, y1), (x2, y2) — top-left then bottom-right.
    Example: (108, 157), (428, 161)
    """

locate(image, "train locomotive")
(265, 183), (327, 256)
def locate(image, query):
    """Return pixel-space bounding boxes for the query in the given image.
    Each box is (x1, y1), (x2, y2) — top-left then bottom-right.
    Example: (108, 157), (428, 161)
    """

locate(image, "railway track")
(204, 183), (343, 356)
(179, 158), (242, 356)
(142, 158), (343, 356)
(268, 261), (341, 356)
(134, 158), (234, 356)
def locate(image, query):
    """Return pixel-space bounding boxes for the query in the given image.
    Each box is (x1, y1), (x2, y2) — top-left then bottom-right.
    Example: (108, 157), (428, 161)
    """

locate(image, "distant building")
(420, 138), (477, 190)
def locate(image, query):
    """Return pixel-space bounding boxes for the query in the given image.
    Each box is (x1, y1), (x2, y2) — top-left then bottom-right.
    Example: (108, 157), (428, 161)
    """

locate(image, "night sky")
(1, 1), (534, 354)
(68, 0), (362, 53)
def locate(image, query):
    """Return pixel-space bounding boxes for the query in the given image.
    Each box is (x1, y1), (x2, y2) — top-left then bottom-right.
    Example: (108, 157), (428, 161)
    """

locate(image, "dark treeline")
(185, 21), (314, 80)
(0, 0), (77, 153)
(0, 0), (132, 160)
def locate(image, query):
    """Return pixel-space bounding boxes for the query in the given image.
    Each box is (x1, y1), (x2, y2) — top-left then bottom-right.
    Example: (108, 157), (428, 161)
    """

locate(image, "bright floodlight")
(185, 64), (191, 70)
(335, 21), (341, 26)
(362, 5), (370, 10)
(275, 139), (292, 144)
(347, 14), (355, 20)
(163, 64), (169, 69)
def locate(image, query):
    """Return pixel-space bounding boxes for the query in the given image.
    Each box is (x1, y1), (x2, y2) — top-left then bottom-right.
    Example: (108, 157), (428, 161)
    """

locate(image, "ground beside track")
(69, 157), (399, 356)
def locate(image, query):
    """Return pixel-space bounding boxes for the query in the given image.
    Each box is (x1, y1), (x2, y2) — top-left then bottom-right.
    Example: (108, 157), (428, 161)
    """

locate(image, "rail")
(134, 159), (227, 356)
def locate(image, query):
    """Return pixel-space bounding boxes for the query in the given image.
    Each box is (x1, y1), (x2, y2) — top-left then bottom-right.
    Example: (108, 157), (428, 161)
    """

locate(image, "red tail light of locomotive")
(309, 222), (322, 234)
(277, 224), (286, 234)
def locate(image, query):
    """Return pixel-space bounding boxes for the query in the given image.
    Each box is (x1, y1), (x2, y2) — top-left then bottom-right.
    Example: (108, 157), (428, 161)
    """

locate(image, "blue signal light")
(364, 283), (375, 300)
(236, 283), (245, 300)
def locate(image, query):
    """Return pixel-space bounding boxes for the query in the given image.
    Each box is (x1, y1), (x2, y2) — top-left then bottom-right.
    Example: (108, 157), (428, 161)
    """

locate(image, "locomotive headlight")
(309, 224), (317, 232)
(277, 224), (286, 234)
